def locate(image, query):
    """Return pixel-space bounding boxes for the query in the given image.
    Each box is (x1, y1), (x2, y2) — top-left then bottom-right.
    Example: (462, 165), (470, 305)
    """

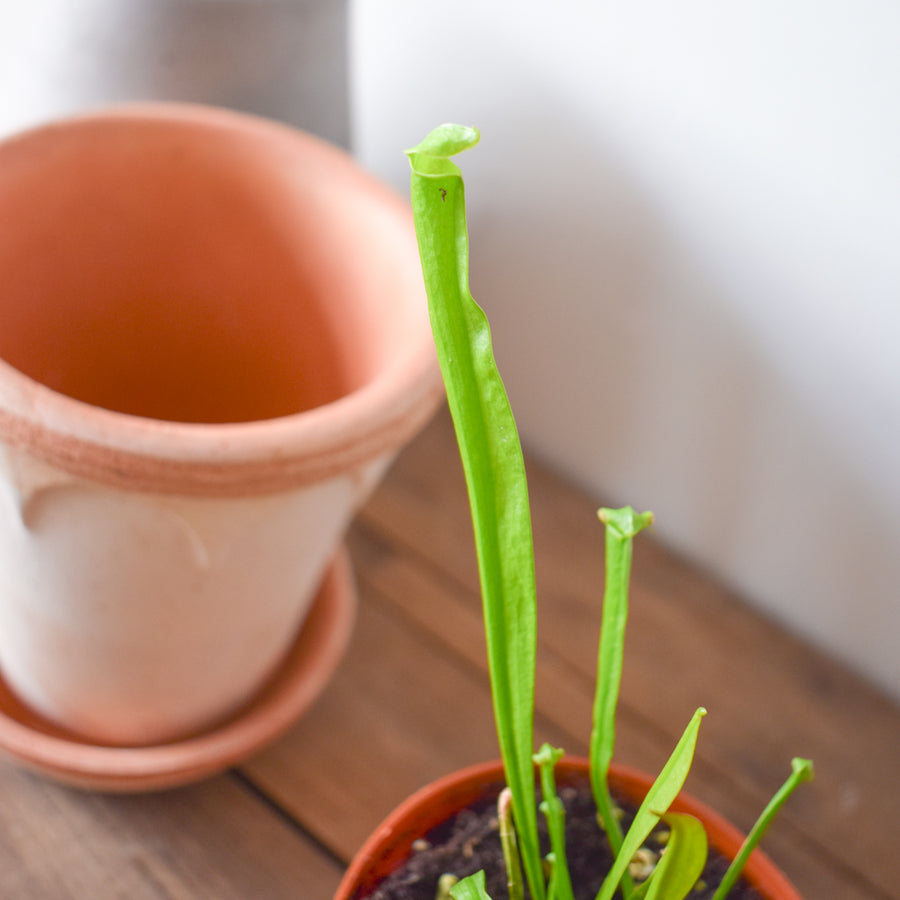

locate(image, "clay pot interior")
(0, 110), (416, 424)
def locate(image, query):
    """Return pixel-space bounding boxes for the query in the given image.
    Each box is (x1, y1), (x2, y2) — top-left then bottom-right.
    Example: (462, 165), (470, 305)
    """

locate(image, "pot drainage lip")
(0, 547), (357, 792)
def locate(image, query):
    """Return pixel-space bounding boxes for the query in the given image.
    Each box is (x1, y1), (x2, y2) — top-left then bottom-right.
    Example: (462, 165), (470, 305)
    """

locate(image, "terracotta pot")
(0, 104), (442, 748)
(336, 758), (803, 900)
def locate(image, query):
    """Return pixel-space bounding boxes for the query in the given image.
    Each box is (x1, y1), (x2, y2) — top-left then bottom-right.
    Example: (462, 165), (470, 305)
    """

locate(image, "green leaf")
(595, 708), (707, 900)
(535, 745), (575, 900)
(590, 507), (654, 899)
(407, 126), (544, 900)
(711, 758), (814, 900)
(407, 123), (480, 163)
(642, 813), (708, 900)
(450, 871), (494, 900)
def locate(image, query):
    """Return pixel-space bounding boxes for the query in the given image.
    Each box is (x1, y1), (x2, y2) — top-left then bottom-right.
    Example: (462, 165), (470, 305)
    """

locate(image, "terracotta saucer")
(0, 549), (357, 792)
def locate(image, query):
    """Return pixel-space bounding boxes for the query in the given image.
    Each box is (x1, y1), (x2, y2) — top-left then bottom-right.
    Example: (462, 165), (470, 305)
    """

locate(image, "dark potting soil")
(363, 784), (764, 900)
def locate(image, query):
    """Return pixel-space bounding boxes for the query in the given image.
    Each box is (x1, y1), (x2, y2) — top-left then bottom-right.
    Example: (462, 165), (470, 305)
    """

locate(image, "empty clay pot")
(0, 103), (442, 747)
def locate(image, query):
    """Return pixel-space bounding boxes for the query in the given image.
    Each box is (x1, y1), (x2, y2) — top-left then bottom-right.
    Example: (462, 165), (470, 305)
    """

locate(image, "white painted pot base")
(0, 549), (356, 792)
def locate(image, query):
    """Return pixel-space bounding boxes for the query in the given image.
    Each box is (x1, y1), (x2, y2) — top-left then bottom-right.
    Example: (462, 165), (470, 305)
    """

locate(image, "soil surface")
(363, 784), (763, 900)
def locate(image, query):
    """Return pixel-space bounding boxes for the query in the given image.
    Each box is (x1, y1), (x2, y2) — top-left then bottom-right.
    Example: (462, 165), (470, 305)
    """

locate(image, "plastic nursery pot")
(336, 758), (804, 900)
(0, 104), (442, 750)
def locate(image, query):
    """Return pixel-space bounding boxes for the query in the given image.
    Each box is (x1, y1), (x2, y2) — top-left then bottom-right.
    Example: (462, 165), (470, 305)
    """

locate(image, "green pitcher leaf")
(642, 813), (708, 900)
(535, 744), (575, 900)
(407, 126), (544, 900)
(595, 708), (707, 900)
(408, 123), (480, 163)
(590, 506), (653, 898)
(711, 758), (814, 900)
(450, 870), (494, 900)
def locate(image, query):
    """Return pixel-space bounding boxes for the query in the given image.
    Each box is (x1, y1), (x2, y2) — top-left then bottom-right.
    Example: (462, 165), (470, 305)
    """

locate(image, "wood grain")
(0, 767), (342, 898)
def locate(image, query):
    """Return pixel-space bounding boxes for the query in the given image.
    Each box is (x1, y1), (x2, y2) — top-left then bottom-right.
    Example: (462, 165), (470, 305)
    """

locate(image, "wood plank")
(353, 408), (900, 898)
(241, 577), (574, 860)
(0, 766), (341, 899)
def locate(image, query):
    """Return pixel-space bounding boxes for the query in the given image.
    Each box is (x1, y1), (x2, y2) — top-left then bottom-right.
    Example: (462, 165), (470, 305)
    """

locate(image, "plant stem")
(711, 758), (814, 900)
(535, 744), (575, 900)
(590, 507), (654, 899)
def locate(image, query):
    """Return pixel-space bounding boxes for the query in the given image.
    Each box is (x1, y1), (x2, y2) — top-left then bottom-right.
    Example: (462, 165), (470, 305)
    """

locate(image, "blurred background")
(0, 0), (349, 146)
(1, 1), (897, 704)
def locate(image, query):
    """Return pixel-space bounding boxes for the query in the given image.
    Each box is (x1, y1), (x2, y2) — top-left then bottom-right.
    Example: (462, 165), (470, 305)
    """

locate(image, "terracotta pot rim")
(0, 103), (444, 496)
(337, 757), (803, 900)
(0, 343), (443, 496)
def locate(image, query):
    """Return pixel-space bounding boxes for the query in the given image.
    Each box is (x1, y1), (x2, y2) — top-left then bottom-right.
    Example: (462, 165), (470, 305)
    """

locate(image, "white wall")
(351, 0), (900, 701)
(0, 1), (349, 146)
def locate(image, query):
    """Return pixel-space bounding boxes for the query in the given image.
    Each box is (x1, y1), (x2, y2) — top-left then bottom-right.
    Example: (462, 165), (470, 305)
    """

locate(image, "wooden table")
(0, 408), (897, 898)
